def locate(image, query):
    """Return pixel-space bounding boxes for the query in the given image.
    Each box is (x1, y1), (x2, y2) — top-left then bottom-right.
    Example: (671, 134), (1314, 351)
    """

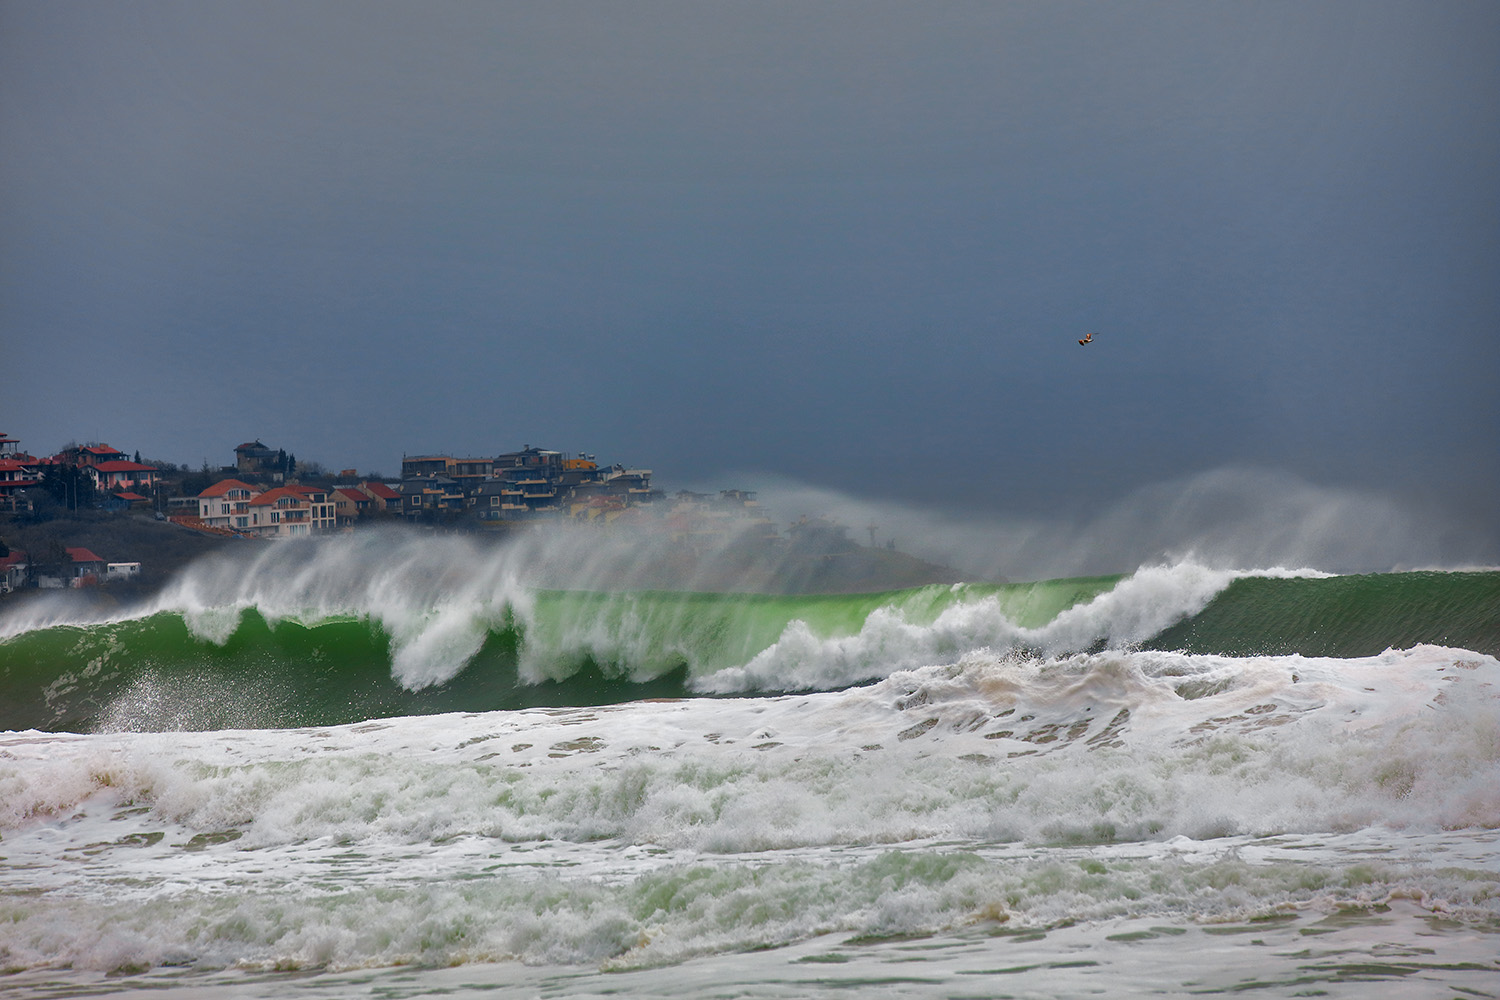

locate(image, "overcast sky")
(2, 1), (1496, 558)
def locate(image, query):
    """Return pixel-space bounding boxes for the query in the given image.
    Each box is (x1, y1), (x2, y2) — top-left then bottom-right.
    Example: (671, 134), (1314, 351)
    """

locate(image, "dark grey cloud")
(2, 1), (1496, 548)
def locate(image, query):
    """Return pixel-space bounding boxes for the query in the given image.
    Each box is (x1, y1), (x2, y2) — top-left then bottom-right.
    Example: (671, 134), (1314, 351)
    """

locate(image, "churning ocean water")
(1, 530), (1497, 999)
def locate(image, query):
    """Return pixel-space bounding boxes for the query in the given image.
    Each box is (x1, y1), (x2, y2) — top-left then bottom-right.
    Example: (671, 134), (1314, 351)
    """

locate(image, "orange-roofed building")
(88, 460), (161, 491)
(72, 444), (126, 467)
(198, 479), (260, 531)
(358, 481), (401, 512)
(65, 547), (106, 586)
(0, 458), (42, 500)
(245, 486), (336, 539)
(332, 487), (371, 525)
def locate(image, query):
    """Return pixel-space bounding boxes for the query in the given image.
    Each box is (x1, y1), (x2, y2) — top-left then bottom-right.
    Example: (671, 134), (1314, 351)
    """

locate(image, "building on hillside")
(332, 486), (371, 526)
(66, 548), (106, 586)
(0, 458), (42, 502)
(493, 447), (565, 479)
(358, 481), (402, 512)
(88, 460), (161, 492)
(395, 445), (657, 524)
(0, 550), (27, 593)
(106, 562), (142, 581)
(400, 455), (492, 484)
(471, 480), (530, 520)
(491, 448), (572, 514)
(69, 444), (127, 468)
(103, 491), (152, 512)
(245, 485), (336, 539)
(600, 465), (655, 502)
(35, 547), (107, 589)
(363, 482), (400, 510)
(235, 441), (282, 476)
(394, 477), (468, 518)
(198, 479), (260, 531)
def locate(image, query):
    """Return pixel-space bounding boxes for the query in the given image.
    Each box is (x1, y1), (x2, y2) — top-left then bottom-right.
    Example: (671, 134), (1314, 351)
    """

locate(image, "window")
(270, 511), (280, 523)
(221, 503), (230, 515)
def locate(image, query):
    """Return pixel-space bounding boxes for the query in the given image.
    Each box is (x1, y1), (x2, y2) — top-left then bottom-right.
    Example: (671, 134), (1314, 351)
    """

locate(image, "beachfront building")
(332, 487), (366, 526)
(358, 481), (402, 512)
(394, 477), (468, 519)
(197, 479), (261, 531)
(245, 485), (336, 539)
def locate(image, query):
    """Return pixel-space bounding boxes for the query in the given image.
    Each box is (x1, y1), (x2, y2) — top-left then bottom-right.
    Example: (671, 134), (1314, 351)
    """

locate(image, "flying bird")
(1078, 332), (1094, 345)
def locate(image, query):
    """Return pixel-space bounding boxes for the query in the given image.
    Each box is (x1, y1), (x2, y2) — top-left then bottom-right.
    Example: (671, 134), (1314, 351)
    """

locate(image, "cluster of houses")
(0, 546), (140, 593)
(0, 434), (162, 509)
(194, 479), (398, 538)
(394, 446), (656, 524)
(0, 433), (791, 590)
(188, 445), (663, 536)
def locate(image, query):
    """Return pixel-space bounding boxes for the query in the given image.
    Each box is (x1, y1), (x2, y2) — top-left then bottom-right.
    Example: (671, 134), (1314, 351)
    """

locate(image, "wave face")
(0, 530), (1494, 733)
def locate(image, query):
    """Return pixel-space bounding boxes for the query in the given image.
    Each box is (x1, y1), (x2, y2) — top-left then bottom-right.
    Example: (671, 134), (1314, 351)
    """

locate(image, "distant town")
(1, 433), (935, 595)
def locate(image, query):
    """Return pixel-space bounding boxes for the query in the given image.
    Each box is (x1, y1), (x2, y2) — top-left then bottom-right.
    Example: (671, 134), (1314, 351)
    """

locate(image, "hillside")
(0, 511), (241, 594)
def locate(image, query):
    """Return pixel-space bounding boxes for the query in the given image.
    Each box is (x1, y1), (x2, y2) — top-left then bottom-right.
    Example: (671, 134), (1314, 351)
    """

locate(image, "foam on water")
(2, 645), (1496, 978)
(699, 562), (1263, 691)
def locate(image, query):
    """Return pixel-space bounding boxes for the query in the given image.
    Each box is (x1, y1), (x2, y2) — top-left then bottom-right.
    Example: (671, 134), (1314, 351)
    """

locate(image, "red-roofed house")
(332, 487), (371, 526)
(111, 491), (151, 510)
(66, 547), (105, 587)
(246, 485), (336, 539)
(0, 550), (27, 593)
(0, 458), (42, 499)
(73, 444), (127, 467)
(198, 479), (261, 531)
(359, 481), (402, 512)
(88, 460), (161, 491)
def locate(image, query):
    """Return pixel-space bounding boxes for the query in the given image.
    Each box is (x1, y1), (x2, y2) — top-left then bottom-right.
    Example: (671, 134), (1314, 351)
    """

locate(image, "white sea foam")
(695, 561), (1325, 692)
(2, 645), (1496, 980)
(11, 638), (1493, 850)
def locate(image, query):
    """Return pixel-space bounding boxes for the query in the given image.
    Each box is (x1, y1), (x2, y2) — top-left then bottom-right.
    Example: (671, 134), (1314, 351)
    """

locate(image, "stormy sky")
(2, 1), (1496, 560)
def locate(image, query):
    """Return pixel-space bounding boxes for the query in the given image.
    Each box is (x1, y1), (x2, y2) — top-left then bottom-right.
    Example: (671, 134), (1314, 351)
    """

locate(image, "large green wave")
(1, 571), (1494, 733)
(1140, 570), (1500, 658)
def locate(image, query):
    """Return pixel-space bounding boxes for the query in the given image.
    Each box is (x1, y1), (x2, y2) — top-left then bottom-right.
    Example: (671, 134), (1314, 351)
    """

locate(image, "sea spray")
(3, 555), (1497, 732)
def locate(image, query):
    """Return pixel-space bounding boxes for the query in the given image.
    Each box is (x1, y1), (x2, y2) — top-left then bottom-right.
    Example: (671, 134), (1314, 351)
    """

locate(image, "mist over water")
(736, 466), (1497, 579)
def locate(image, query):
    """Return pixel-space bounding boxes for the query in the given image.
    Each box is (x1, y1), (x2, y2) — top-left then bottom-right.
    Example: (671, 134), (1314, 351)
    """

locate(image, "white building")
(245, 485), (337, 539)
(197, 479), (260, 531)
